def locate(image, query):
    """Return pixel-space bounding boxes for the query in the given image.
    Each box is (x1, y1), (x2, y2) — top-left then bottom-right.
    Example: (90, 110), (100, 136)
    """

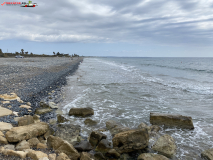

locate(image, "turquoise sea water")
(61, 57), (213, 159)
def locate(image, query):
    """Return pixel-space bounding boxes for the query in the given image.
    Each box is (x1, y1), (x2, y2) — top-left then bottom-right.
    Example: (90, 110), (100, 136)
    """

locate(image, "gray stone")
(95, 139), (111, 153)
(74, 141), (92, 152)
(84, 118), (97, 126)
(69, 107), (94, 117)
(89, 131), (107, 147)
(16, 140), (30, 151)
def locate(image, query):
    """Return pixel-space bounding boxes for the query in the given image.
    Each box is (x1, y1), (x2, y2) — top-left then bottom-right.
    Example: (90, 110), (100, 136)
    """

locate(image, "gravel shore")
(0, 57), (83, 123)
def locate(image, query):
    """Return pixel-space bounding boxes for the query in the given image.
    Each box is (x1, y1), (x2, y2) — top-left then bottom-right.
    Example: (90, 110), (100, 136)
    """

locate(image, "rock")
(40, 100), (49, 108)
(47, 135), (80, 160)
(49, 119), (57, 125)
(44, 127), (55, 140)
(0, 107), (12, 118)
(0, 93), (20, 101)
(2, 101), (10, 104)
(68, 107), (94, 117)
(18, 115), (34, 126)
(0, 136), (8, 144)
(57, 114), (69, 123)
(201, 148), (213, 160)
(4, 144), (15, 150)
(39, 158), (49, 160)
(6, 122), (49, 142)
(26, 102), (31, 106)
(152, 134), (176, 158)
(12, 111), (19, 116)
(95, 139), (111, 153)
(35, 108), (52, 115)
(74, 141), (93, 151)
(119, 153), (131, 160)
(150, 112), (194, 129)
(84, 118), (97, 126)
(20, 105), (31, 109)
(80, 152), (95, 160)
(89, 131), (107, 147)
(106, 149), (120, 158)
(55, 123), (81, 145)
(106, 120), (130, 137)
(137, 153), (169, 160)
(16, 140), (30, 151)
(37, 143), (47, 149)
(28, 138), (40, 147)
(94, 152), (105, 160)
(2, 149), (27, 159)
(27, 150), (48, 160)
(33, 114), (41, 123)
(0, 122), (13, 131)
(57, 153), (70, 160)
(49, 102), (58, 109)
(112, 128), (149, 154)
(49, 153), (57, 160)
(0, 131), (4, 136)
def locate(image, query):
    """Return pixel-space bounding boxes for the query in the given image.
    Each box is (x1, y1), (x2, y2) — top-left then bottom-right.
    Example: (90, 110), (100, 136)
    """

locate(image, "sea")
(60, 57), (213, 159)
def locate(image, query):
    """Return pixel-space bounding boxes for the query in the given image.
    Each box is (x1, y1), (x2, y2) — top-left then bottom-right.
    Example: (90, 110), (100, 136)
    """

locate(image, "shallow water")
(61, 57), (213, 159)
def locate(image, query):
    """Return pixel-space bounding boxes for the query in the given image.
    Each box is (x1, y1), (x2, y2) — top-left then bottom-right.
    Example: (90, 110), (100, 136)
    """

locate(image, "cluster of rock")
(1, 93), (213, 160)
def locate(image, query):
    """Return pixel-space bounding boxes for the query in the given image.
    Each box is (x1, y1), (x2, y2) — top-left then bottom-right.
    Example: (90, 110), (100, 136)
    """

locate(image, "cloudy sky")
(1, 0), (213, 57)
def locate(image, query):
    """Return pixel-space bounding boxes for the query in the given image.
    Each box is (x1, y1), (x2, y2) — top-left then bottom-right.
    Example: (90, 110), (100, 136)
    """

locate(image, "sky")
(0, 0), (213, 57)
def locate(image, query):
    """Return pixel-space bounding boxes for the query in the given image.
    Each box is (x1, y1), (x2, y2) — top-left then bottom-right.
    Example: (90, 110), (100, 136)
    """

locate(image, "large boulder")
(138, 123), (161, 137)
(47, 135), (80, 160)
(69, 107), (94, 117)
(89, 131), (107, 147)
(152, 134), (176, 158)
(18, 115), (34, 126)
(150, 112), (194, 129)
(106, 120), (130, 137)
(112, 128), (149, 153)
(137, 153), (169, 160)
(5, 122), (49, 142)
(55, 123), (81, 145)
(201, 148), (213, 160)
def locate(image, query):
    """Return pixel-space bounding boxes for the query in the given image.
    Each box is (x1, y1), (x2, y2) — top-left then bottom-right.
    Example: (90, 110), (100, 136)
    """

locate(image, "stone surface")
(20, 105), (31, 109)
(152, 134), (177, 158)
(0, 131), (4, 136)
(95, 139), (111, 153)
(27, 150), (48, 160)
(0, 136), (8, 144)
(0, 93), (20, 101)
(74, 141), (93, 151)
(57, 114), (69, 123)
(6, 122), (49, 142)
(150, 112), (194, 129)
(201, 148), (213, 160)
(0, 122), (13, 131)
(2, 101), (10, 104)
(89, 131), (107, 147)
(49, 153), (57, 160)
(55, 123), (81, 145)
(0, 107), (12, 118)
(37, 143), (47, 149)
(35, 108), (52, 115)
(47, 135), (80, 160)
(106, 149), (120, 158)
(106, 120), (130, 137)
(39, 158), (49, 160)
(80, 152), (95, 160)
(28, 138), (40, 147)
(3, 149), (27, 159)
(94, 152), (105, 160)
(40, 100), (49, 108)
(4, 144), (15, 150)
(16, 140), (30, 151)
(69, 107), (94, 117)
(33, 114), (41, 123)
(112, 128), (149, 154)
(18, 115), (34, 126)
(56, 153), (71, 160)
(26, 102), (31, 106)
(49, 102), (58, 109)
(84, 118), (97, 126)
(137, 153), (169, 160)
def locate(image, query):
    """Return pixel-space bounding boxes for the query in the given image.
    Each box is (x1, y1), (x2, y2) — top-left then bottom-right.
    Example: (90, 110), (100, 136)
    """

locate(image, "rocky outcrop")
(89, 131), (107, 147)
(74, 141), (93, 152)
(84, 118), (97, 126)
(150, 112), (194, 129)
(138, 122), (161, 137)
(106, 120), (130, 137)
(152, 134), (176, 158)
(137, 153), (169, 160)
(18, 115), (34, 126)
(201, 148), (213, 160)
(55, 123), (81, 145)
(69, 107), (94, 117)
(47, 135), (80, 160)
(112, 128), (149, 153)
(57, 153), (71, 160)
(5, 122), (49, 142)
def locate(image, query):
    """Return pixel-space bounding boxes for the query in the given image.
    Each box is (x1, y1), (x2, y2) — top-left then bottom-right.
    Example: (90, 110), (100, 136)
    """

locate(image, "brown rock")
(0, 122), (13, 131)
(28, 138), (40, 147)
(69, 107), (94, 117)
(84, 118), (97, 126)
(0, 107), (12, 118)
(35, 108), (52, 115)
(6, 122), (49, 142)
(0, 93), (20, 101)
(112, 128), (149, 153)
(49, 153), (57, 160)
(57, 153), (71, 160)
(80, 152), (95, 160)
(152, 134), (177, 158)
(89, 131), (107, 147)
(27, 150), (48, 160)
(74, 141), (93, 152)
(57, 114), (69, 123)
(106, 120), (130, 137)
(94, 152), (105, 160)
(137, 153), (169, 160)
(201, 148), (213, 160)
(16, 140), (30, 151)
(37, 143), (47, 149)
(47, 135), (80, 160)
(150, 112), (194, 129)
(18, 115), (34, 126)
(0, 131), (4, 136)
(2, 149), (27, 159)
(106, 149), (120, 158)
(95, 139), (111, 153)
(20, 105), (31, 109)
(0, 136), (8, 144)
